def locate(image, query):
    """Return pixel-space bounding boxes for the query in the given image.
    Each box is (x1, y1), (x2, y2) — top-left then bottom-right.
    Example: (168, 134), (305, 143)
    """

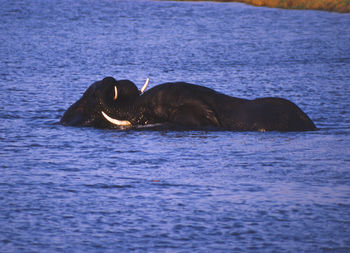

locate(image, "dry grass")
(173, 0), (350, 12)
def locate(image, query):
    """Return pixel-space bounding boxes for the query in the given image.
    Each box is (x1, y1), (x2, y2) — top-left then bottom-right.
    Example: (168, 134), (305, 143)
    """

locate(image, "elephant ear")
(168, 100), (220, 127)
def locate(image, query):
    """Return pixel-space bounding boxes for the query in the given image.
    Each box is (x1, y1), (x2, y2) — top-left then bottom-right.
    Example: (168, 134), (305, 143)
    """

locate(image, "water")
(1, 0), (350, 252)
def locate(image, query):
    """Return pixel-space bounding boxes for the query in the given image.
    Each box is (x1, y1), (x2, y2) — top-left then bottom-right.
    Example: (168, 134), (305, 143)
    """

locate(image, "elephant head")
(60, 77), (149, 128)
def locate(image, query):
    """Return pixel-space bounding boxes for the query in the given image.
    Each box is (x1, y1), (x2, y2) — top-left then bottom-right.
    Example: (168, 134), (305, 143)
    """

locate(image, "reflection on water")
(1, 0), (350, 252)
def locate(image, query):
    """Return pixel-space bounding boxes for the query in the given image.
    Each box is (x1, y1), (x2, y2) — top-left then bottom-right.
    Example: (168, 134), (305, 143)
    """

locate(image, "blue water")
(1, 0), (350, 252)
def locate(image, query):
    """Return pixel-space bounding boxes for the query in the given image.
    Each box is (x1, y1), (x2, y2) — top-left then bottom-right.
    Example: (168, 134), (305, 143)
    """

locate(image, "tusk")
(140, 78), (149, 93)
(113, 86), (118, 100)
(101, 111), (131, 126)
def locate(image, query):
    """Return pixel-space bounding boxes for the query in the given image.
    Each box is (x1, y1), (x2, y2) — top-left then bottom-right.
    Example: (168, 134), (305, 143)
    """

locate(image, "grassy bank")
(171, 0), (350, 13)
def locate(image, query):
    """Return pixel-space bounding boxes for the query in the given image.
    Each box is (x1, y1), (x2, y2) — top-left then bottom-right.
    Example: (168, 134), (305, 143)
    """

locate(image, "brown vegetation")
(172, 0), (350, 13)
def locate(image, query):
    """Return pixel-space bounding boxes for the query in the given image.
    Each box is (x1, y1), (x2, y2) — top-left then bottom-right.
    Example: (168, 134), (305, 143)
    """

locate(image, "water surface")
(1, 0), (350, 252)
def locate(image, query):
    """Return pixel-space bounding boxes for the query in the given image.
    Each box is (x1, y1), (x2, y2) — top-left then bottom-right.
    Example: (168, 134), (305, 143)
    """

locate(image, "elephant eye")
(113, 86), (118, 100)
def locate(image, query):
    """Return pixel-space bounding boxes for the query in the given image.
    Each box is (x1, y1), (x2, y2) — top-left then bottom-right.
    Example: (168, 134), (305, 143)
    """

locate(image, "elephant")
(60, 77), (317, 131)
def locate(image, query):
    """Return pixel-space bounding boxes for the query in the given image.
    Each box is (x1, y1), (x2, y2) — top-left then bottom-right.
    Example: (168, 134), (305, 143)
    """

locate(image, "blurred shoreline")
(169, 0), (350, 13)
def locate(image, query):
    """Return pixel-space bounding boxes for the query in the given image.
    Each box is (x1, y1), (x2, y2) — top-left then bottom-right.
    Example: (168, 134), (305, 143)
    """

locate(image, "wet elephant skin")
(60, 77), (317, 132)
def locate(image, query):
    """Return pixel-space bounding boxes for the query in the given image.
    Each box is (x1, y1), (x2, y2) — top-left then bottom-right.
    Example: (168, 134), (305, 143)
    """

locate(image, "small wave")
(83, 183), (133, 189)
